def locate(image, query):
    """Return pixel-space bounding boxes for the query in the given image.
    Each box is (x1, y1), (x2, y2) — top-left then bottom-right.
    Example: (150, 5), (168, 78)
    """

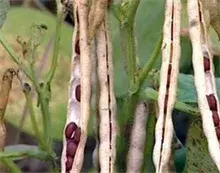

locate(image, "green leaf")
(0, 0), (9, 29)
(185, 121), (218, 172)
(177, 74), (220, 103)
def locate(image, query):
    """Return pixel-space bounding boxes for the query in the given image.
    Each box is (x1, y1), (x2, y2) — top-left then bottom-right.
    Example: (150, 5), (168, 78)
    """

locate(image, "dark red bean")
(66, 140), (77, 157)
(66, 155), (74, 171)
(215, 126), (220, 140)
(212, 111), (220, 127)
(166, 75), (171, 89)
(204, 57), (210, 72)
(206, 94), (217, 111)
(168, 64), (172, 75)
(75, 85), (81, 102)
(65, 122), (77, 139)
(75, 39), (80, 55)
(73, 127), (81, 144)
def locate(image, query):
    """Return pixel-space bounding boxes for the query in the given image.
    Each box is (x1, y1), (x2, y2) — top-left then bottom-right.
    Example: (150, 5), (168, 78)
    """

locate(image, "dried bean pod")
(61, 1), (81, 172)
(96, 13), (117, 173)
(187, 0), (220, 171)
(126, 103), (148, 173)
(0, 69), (15, 172)
(71, 0), (92, 171)
(153, 1), (181, 173)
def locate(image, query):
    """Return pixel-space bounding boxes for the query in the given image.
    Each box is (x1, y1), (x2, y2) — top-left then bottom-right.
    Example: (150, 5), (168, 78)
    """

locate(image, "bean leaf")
(0, 0), (10, 29)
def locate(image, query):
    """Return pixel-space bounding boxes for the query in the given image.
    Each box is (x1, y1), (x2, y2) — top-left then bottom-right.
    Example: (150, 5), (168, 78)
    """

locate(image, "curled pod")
(153, 0), (182, 173)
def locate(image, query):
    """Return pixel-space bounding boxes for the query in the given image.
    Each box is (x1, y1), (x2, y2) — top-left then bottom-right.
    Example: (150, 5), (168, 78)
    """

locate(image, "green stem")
(1, 158), (21, 173)
(24, 92), (44, 148)
(137, 35), (162, 87)
(46, 1), (63, 85)
(139, 88), (200, 116)
(0, 149), (53, 161)
(120, 23), (137, 85)
(0, 34), (33, 81)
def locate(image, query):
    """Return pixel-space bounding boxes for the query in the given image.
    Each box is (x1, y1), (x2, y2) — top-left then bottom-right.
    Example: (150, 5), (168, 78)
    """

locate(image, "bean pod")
(153, 0), (181, 173)
(96, 13), (117, 173)
(187, 0), (220, 171)
(61, 1), (83, 172)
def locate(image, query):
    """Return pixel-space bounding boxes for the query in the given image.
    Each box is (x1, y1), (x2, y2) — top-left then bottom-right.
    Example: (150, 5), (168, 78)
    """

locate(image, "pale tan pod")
(61, 1), (81, 172)
(96, 13), (117, 173)
(70, 0), (91, 172)
(187, 0), (220, 171)
(126, 102), (148, 173)
(153, 0), (181, 173)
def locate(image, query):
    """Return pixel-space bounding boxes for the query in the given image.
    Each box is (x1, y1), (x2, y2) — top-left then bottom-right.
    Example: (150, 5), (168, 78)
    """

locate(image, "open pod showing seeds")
(187, 0), (220, 171)
(96, 13), (117, 173)
(61, 0), (91, 172)
(153, 0), (181, 172)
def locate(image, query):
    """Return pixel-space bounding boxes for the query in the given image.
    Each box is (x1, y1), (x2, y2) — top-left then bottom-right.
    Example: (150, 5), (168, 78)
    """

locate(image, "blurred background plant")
(0, 0), (219, 172)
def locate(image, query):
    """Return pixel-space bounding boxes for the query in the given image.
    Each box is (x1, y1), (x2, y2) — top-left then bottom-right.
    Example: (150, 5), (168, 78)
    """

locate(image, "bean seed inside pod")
(73, 127), (81, 144)
(66, 155), (74, 171)
(203, 57), (210, 72)
(75, 39), (80, 55)
(168, 64), (172, 75)
(212, 111), (220, 127)
(65, 122), (77, 139)
(215, 126), (220, 140)
(66, 140), (77, 157)
(75, 85), (81, 102)
(206, 94), (217, 111)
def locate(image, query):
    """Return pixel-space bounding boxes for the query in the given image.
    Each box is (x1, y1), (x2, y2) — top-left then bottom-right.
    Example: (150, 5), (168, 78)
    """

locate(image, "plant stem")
(24, 92), (43, 148)
(139, 88), (200, 116)
(0, 34), (33, 81)
(46, 0), (63, 85)
(137, 35), (162, 87)
(120, 0), (140, 85)
(0, 149), (53, 161)
(1, 159), (21, 173)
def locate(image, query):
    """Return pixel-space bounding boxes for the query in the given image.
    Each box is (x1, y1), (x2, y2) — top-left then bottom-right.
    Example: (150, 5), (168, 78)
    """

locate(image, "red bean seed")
(203, 57), (210, 72)
(66, 155), (74, 171)
(168, 64), (172, 75)
(75, 39), (80, 55)
(206, 94), (217, 111)
(215, 126), (220, 140)
(73, 127), (81, 144)
(212, 111), (220, 127)
(75, 85), (81, 102)
(66, 140), (77, 157)
(65, 122), (77, 139)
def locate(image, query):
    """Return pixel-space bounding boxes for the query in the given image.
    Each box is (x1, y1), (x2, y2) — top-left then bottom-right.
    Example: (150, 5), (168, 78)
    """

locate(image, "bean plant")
(0, 0), (220, 173)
